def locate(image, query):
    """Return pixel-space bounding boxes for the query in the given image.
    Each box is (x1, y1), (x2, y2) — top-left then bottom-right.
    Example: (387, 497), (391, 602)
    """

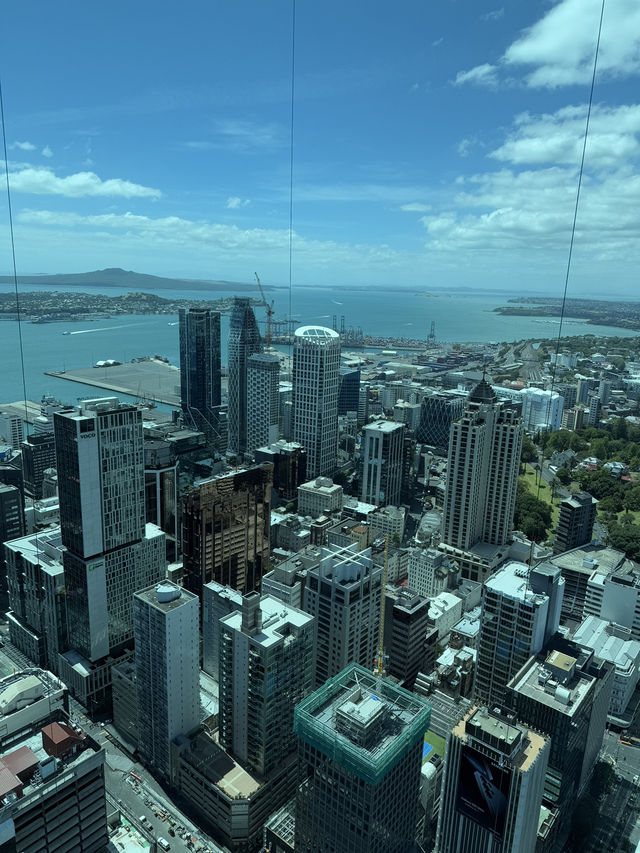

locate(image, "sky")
(1, 0), (640, 295)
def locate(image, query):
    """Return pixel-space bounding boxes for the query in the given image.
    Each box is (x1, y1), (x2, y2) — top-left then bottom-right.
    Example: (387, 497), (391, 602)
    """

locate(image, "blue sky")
(1, 0), (639, 294)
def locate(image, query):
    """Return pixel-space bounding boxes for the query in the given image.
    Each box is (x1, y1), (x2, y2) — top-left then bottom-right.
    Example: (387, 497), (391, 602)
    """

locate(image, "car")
(634, 775), (639, 785)
(158, 839), (171, 851)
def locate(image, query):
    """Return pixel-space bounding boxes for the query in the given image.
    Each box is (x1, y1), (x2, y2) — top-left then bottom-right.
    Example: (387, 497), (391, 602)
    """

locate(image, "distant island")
(0, 267), (280, 292)
(0, 289), (261, 323)
(494, 297), (640, 332)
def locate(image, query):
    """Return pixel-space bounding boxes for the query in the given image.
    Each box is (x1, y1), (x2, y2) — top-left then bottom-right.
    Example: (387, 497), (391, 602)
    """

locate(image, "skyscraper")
(54, 399), (166, 666)
(303, 543), (382, 686)
(554, 492), (598, 555)
(219, 592), (315, 777)
(294, 664), (431, 853)
(134, 581), (200, 778)
(181, 463), (272, 596)
(417, 392), (466, 451)
(228, 298), (262, 455)
(338, 366), (360, 415)
(440, 378), (523, 582)
(246, 351), (280, 452)
(360, 419), (406, 507)
(506, 643), (613, 852)
(474, 561), (564, 709)
(292, 325), (340, 479)
(436, 706), (549, 853)
(179, 307), (223, 452)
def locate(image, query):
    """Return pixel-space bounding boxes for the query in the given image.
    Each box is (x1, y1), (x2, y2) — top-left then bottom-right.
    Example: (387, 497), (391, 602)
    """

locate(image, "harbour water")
(0, 283), (637, 407)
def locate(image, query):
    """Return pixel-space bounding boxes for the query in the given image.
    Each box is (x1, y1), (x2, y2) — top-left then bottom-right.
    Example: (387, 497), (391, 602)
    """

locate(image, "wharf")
(0, 401), (42, 425)
(45, 359), (181, 406)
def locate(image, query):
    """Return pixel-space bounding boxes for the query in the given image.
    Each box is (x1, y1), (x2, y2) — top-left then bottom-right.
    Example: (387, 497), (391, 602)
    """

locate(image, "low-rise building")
(297, 477), (343, 518)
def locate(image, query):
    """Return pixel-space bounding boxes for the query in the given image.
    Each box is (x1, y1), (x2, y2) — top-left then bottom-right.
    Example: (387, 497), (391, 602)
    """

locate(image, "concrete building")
(474, 562), (564, 709)
(572, 616), (640, 720)
(247, 352), (280, 453)
(292, 326), (340, 478)
(0, 669), (107, 853)
(521, 389), (563, 433)
(554, 492), (597, 555)
(408, 547), (459, 599)
(219, 593), (314, 778)
(134, 582), (200, 778)
(5, 528), (66, 674)
(0, 483), (25, 611)
(297, 476), (343, 519)
(506, 644), (613, 851)
(294, 664), (431, 853)
(436, 707), (549, 853)
(54, 398), (166, 704)
(583, 562), (640, 641)
(303, 543), (382, 686)
(179, 307), (224, 453)
(429, 591), (464, 641)
(360, 419), (406, 507)
(440, 379), (523, 583)
(369, 504), (406, 543)
(144, 438), (179, 562)
(228, 298), (262, 455)
(587, 394), (601, 427)
(0, 413), (23, 450)
(181, 463), (272, 596)
(201, 580), (243, 679)
(550, 543), (630, 623)
(561, 406), (585, 431)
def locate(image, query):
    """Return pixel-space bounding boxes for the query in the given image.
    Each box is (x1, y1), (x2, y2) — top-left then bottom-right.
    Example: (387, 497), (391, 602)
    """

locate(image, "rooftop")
(485, 561), (549, 605)
(573, 616), (640, 670)
(294, 664), (431, 785)
(509, 656), (593, 717)
(220, 595), (313, 648)
(295, 325), (340, 340)
(364, 419), (405, 433)
(134, 581), (198, 613)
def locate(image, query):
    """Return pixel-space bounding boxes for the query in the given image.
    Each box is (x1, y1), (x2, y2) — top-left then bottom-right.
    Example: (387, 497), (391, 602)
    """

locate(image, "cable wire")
(288, 0), (296, 348)
(535, 0), (606, 506)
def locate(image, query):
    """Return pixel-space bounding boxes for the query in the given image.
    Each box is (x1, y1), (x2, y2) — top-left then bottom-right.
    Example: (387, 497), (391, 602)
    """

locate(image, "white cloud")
(490, 104), (640, 168)
(41, 146), (53, 158)
(184, 141), (215, 151)
(400, 202), (431, 212)
(215, 119), (282, 152)
(431, 37), (444, 47)
(16, 209), (405, 270)
(8, 167), (161, 198)
(454, 63), (499, 88)
(226, 196), (250, 209)
(457, 0), (640, 89)
(481, 8), (504, 22)
(9, 141), (36, 151)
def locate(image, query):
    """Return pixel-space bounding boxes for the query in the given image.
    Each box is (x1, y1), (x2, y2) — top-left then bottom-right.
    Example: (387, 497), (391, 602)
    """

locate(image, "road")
(67, 696), (226, 853)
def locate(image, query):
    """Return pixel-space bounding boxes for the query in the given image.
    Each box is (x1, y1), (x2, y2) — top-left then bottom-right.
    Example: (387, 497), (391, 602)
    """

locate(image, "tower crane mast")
(254, 272), (275, 350)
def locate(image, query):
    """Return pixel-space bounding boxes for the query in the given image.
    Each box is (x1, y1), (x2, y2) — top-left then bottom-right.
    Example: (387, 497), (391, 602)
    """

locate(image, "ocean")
(0, 282), (637, 407)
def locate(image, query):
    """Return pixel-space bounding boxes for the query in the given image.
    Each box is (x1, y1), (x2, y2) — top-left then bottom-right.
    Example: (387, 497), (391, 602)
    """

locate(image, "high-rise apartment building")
(303, 543), (382, 685)
(474, 562), (564, 709)
(436, 706), (549, 853)
(179, 307), (223, 451)
(182, 463), (272, 596)
(133, 582), (200, 778)
(383, 587), (430, 689)
(360, 419), (406, 507)
(54, 398), (166, 665)
(0, 483), (26, 612)
(255, 440), (307, 500)
(440, 379), (523, 582)
(292, 326), (340, 479)
(201, 580), (243, 679)
(294, 664), (431, 853)
(554, 492), (598, 555)
(228, 298), (262, 455)
(506, 644), (613, 852)
(246, 352), (280, 452)
(587, 394), (601, 427)
(0, 413), (23, 449)
(521, 389), (563, 433)
(219, 592), (314, 777)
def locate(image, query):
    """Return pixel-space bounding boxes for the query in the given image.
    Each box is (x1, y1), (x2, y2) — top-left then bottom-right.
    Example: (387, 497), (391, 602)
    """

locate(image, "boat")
(62, 331), (71, 335)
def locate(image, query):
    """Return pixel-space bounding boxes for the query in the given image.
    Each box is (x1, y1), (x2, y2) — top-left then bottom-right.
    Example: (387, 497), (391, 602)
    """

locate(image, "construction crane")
(375, 535), (389, 677)
(254, 272), (275, 350)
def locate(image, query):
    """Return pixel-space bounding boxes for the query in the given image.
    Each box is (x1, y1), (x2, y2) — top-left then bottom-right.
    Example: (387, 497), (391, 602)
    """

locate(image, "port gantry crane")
(254, 272), (275, 350)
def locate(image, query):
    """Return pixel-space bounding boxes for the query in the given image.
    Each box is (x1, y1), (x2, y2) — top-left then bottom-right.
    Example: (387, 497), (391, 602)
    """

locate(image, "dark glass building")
(338, 367), (360, 416)
(178, 308), (223, 452)
(227, 298), (262, 455)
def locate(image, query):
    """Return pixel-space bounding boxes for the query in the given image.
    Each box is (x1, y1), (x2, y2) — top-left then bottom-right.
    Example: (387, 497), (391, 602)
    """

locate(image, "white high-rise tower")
(292, 326), (340, 478)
